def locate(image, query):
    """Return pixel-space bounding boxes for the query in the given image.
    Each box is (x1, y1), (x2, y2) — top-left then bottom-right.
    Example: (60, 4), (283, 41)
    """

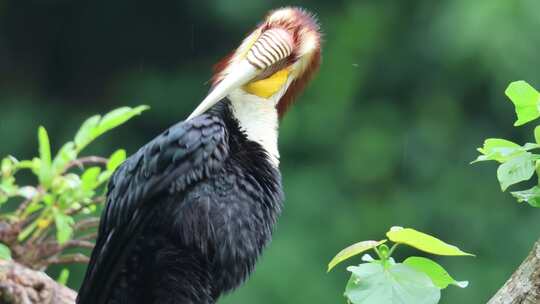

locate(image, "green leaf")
(42, 193), (55, 206)
(97, 106), (149, 136)
(38, 126), (52, 185)
(18, 220), (39, 241)
(38, 127), (52, 166)
(53, 209), (74, 244)
(535, 126), (540, 144)
(1, 158), (11, 175)
(511, 186), (540, 207)
(473, 138), (532, 163)
(505, 81), (540, 126)
(1, 156), (18, 175)
(328, 240), (386, 272)
(62, 173), (82, 190)
(97, 171), (113, 185)
(0, 243), (12, 260)
(24, 201), (44, 215)
(74, 115), (101, 151)
(81, 167), (102, 191)
(403, 256), (468, 289)
(57, 268), (70, 285)
(52, 142), (77, 174)
(497, 153), (535, 191)
(386, 227), (474, 256)
(0, 176), (18, 198)
(107, 149), (126, 171)
(74, 106), (149, 152)
(345, 262), (440, 304)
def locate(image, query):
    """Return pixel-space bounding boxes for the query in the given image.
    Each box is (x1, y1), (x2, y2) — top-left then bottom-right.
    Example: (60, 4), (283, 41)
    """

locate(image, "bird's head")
(188, 7), (321, 120)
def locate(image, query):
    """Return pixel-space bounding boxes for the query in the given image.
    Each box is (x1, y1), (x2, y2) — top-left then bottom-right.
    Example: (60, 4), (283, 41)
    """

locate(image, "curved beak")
(187, 60), (258, 120)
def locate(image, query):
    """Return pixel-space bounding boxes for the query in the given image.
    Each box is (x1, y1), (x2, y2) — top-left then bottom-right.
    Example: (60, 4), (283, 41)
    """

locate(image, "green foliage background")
(1, 0), (540, 303)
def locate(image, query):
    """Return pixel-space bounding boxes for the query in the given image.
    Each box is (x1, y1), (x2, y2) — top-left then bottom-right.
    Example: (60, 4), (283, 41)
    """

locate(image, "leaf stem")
(373, 246), (384, 261)
(387, 243), (399, 258)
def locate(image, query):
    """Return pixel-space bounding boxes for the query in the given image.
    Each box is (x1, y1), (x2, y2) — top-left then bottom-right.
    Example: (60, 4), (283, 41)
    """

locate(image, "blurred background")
(1, 0), (540, 303)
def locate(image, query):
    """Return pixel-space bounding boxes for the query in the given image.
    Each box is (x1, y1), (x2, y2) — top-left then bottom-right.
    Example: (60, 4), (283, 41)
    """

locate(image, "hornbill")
(77, 7), (321, 304)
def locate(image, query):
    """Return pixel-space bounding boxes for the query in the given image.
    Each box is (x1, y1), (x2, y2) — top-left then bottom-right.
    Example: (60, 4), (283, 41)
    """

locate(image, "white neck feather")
(228, 89), (280, 167)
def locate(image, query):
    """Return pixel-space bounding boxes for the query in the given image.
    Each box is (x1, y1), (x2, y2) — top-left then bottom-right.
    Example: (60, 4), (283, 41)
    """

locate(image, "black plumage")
(77, 102), (284, 304)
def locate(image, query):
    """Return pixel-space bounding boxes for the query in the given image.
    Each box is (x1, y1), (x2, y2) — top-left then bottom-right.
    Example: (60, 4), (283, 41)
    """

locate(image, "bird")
(77, 7), (321, 304)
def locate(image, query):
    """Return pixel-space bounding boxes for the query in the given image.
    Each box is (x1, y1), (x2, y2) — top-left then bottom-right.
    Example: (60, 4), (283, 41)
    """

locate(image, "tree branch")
(0, 260), (76, 304)
(488, 237), (540, 304)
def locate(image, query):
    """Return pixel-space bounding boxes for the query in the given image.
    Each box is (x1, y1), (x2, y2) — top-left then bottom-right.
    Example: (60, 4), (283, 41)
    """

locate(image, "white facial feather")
(227, 78), (292, 167)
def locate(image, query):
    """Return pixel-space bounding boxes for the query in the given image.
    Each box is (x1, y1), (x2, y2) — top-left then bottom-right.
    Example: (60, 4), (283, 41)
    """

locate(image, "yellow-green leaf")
(52, 141), (77, 174)
(404, 256), (469, 289)
(535, 126), (540, 144)
(38, 126), (51, 167)
(38, 126), (52, 186)
(511, 186), (540, 207)
(18, 220), (39, 241)
(74, 115), (101, 151)
(386, 227), (473, 256)
(57, 268), (70, 285)
(0, 243), (12, 261)
(97, 106), (149, 135)
(327, 240), (386, 272)
(107, 149), (126, 171)
(505, 81), (540, 126)
(81, 167), (102, 191)
(74, 106), (149, 152)
(472, 138), (523, 163)
(53, 209), (74, 244)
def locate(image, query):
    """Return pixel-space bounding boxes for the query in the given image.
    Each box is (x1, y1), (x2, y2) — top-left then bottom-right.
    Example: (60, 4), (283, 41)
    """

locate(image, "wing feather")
(77, 114), (228, 304)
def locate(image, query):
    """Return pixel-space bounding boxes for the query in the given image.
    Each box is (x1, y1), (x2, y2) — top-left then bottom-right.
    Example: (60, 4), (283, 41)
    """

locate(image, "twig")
(74, 217), (100, 231)
(15, 197), (33, 215)
(31, 237), (95, 265)
(66, 197), (105, 216)
(64, 156), (108, 172)
(33, 227), (53, 245)
(47, 253), (90, 265)
(77, 232), (97, 241)
(0, 221), (19, 245)
(63, 240), (94, 249)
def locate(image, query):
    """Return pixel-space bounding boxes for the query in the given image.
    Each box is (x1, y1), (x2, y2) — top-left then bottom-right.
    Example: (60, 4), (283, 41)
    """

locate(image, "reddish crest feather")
(277, 48), (320, 118)
(274, 7), (321, 118)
